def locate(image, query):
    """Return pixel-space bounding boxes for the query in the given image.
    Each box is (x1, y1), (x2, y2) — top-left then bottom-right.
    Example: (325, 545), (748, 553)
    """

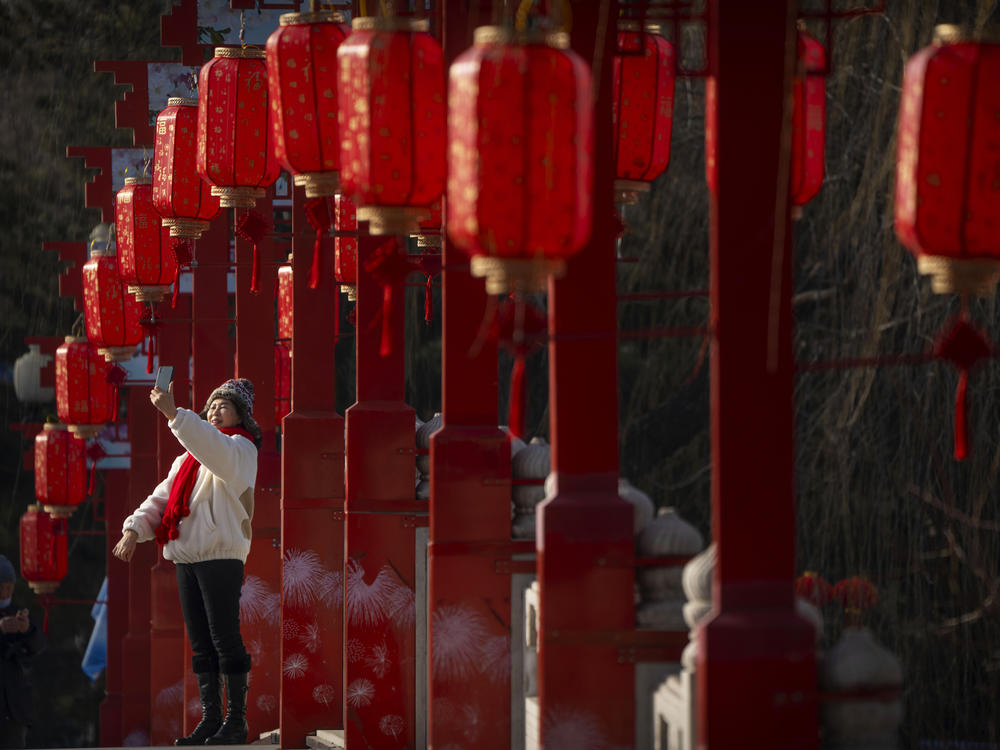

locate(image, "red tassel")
(363, 240), (416, 357)
(955, 369), (969, 461)
(935, 314), (993, 462)
(424, 275), (433, 323)
(169, 238), (192, 309)
(105, 364), (126, 424)
(304, 198), (333, 289)
(380, 284), (394, 358)
(235, 210), (270, 295)
(86, 440), (106, 496)
(509, 352), (526, 438)
(140, 318), (162, 375)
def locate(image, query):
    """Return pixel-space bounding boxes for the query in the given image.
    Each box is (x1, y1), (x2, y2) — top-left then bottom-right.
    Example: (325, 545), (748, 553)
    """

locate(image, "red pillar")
(697, 2), (818, 746)
(427, 5), (513, 748)
(100, 466), (129, 747)
(343, 232), (419, 750)
(280, 188), (345, 749)
(233, 197), (283, 739)
(536, 1), (636, 746)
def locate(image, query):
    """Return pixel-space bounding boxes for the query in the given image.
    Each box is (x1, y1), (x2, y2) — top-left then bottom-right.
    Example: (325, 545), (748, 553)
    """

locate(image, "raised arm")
(168, 409), (257, 491)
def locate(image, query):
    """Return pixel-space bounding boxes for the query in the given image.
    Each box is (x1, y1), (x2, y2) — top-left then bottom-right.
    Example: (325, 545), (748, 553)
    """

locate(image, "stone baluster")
(415, 412), (440, 500)
(511, 437), (549, 539)
(636, 506), (703, 630)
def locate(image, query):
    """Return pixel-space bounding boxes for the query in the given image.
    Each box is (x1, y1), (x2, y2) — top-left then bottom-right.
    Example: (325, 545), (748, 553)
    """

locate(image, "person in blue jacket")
(0, 555), (45, 749)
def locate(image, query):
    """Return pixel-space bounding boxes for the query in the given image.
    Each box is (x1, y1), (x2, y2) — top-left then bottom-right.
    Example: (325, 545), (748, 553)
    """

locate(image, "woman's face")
(207, 398), (241, 429)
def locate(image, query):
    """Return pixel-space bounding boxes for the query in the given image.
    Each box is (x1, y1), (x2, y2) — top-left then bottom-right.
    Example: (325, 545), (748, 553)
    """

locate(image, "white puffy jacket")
(122, 408), (258, 564)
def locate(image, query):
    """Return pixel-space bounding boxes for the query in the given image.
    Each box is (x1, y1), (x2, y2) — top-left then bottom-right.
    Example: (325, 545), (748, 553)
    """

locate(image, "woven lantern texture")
(197, 47), (281, 209)
(895, 26), (1000, 296)
(447, 27), (593, 294)
(34, 424), (87, 518)
(20, 505), (68, 595)
(82, 245), (144, 362)
(153, 97), (222, 239)
(116, 177), (176, 303)
(337, 17), (446, 235)
(267, 11), (348, 197)
(55, 337), (114, 439)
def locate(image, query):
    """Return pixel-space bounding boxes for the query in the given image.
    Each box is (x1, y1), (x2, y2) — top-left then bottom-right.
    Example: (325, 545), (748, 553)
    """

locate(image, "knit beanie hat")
(201, 378), (261, 442)
(0, 555), (16, 583)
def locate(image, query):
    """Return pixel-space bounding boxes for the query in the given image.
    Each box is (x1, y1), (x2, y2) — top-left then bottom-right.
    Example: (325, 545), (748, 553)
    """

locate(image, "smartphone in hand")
(155, 365), (174, 391)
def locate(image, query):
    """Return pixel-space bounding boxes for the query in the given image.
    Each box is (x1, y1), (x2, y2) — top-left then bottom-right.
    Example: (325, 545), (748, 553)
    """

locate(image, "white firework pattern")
(257, 694), (278, 714)
(345, 558), (409, 626)
(246, 637), (263, 660)
(283, 548), (326, 608)
(462, 703), (482, 743)
(154, 679), (185, 707)
(379, 714), (405, 740)
(543, 707), (607, 750)
(240, 574), (275, 625)
(317, 570), (344, 608)
(385, 581), (415, 628)
(186, 696), (202, 718)
(282, 652), (309, 679)
(281, 618), (300, 641)
(432, 604), (490, 681)
(346, 678), (375, 708)
(346, 638), (366, 663)
(480, 634), (511, 684)
(365, 642), (392, 679)
(298, 622), (322, 653)
(312, 683), (337, 707)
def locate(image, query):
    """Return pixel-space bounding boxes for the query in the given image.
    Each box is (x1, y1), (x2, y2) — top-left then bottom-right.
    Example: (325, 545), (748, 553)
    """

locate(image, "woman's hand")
(113, 529), (138, 562)
(151, 381), (178, 422)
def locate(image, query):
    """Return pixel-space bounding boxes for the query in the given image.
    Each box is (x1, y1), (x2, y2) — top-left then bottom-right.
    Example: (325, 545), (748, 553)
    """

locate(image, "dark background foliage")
(1, 0), (999, 746)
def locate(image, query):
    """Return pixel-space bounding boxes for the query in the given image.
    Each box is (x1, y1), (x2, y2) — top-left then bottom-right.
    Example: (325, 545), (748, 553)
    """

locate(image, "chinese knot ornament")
(20, 505), (68, 595)
(334, 194), (358, 300)
(447, 27), (593, 294)
(612, 22), (675, 207)
(82, 244), (144, 362)
(115, 177), (176, 303)
(895, 25), (1000, 295)
(153, 97), (222, 239)
(198, 47), (281, 208)
(55, 337), (114, 439)
(337, 17), (446, 235)
(34, 424), (86, 519)
(267, 11), (348, 197)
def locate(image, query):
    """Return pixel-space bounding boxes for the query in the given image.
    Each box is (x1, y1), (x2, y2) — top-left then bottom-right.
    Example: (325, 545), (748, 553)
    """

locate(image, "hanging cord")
(239, 10), (247, 49)
(139, 303), (162, 374)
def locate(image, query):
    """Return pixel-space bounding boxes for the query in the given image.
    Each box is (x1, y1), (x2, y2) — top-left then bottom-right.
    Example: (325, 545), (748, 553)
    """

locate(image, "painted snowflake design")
(480, 634), (511, 684)
(543, 707), (607, 750)
(297, 622), (322, 653)
(346, 678), (375, 708)
(257, 694), (278, 714)
(346, 638), (366, 663)
(283, 548), (326, 608)
(365, 642), (392, 679)
(317, 569), (344, 608)
(346, 558), (407, 627)
(240, 574), (275, 625)
(154, 679), (185, 707)
(432, 604), (490, 681)
(281, 618), (300, 641)
(282, 652), (309, 679)
(379, 714), (405, 740)
(312, 683), (337, 707)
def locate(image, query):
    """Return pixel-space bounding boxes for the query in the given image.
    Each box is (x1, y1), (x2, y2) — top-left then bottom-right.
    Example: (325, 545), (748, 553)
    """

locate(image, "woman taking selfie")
(113, 378), (261, 746)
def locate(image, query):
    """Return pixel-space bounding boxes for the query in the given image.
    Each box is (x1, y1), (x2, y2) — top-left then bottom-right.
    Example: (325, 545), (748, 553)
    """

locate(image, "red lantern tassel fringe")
(304, 198), (333, 290)
(170, 238), (193, 309)
(140, 317), (162, 374)
(364, 241), (416, 358)
(934, 312), (993, 462)
(86, 441), (106, 496)
(235, 210), (269, 294)
(105, 364), (127, 424)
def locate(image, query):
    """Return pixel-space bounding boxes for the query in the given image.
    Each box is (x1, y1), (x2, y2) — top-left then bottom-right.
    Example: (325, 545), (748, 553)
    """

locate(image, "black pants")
(176, 559), (251, 675)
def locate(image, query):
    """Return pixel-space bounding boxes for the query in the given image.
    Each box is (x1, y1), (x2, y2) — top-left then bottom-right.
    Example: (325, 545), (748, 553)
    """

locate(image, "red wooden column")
(427, 4), (514, 749)
(99, 465), (127, 748)
(698, 2), (818, 746)
(536, 1), (636, 746)
(343, 231), (419, 750)
(280, 188), (345, 749)
(150, 291), (194, 746)
(233, 197), (283, 739)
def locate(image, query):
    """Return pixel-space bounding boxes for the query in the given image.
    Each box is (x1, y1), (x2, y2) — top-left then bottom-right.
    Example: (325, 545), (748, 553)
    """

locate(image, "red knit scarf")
(154, 426), (256, 545)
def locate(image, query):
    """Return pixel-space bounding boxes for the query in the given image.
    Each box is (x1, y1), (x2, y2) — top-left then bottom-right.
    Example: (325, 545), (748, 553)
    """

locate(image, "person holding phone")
(113, 377), (262, 746)
(0, 555), (45, 749)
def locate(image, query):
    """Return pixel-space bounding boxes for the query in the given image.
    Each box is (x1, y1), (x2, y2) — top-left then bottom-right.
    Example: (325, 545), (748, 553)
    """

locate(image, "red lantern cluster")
(612, 22), (675, 206)
(267, 11), (349, 197)
(895, 26), (1000, 295)
(153, 97), (222, 240)
(20, 505), (68, 595)
(447, 27), (594, 293)
(82, 246), (144, 362)
(34, 424), (86, 519)
(115, 177), (176, 303)
(198, 47), (281, 209)
(337, 17), (446, 235)
(334, 194), (358, 299)
(55, 337), (114, 439)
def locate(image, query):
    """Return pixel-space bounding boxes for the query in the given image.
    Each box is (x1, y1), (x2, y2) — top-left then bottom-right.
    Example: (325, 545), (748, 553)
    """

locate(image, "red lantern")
(197, 47), (281, 209)
(412, 198), (442, 248)
(447, 27), (594, 294)
(115, 177), (177, 303)
(791, 26), (826, 214)
(20, 505), (68, 595)
(153, 97), (222, 239)
(82, 246), (144, 362)
(34, 424), (86, 519)
(895, 26), (1000, 295)
(55, 337), (114, 439)
(337, 17), (446, 235)
(612, 22), (675, 206)
(274, 341), (292, 426)
(266, 11), (349, 197)
(277, 258), (293, 342)
(334, 194), (358, 299)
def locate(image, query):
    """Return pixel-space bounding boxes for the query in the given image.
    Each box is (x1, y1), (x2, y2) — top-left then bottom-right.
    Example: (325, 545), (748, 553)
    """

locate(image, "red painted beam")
(94, 60), (159, 147)
(66, 147), (114, 223)
(536, 1), (637, 746)
(160, 0), (206, 67)
(698, 1), (817, 746)
(42, 242), (88, 313)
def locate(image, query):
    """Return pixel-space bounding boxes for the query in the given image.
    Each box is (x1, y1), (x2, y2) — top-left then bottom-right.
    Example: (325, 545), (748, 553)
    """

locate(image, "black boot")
(206, 672), (249, 745)
(175, 672), (222, 746)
